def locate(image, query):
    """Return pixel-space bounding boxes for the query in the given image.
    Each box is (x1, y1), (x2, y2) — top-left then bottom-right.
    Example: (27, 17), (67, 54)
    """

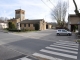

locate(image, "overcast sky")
(0, 0), (79, 22)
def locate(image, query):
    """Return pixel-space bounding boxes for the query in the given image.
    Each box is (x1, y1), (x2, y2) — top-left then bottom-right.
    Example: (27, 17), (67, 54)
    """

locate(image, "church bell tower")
(15, 9), (25, 21)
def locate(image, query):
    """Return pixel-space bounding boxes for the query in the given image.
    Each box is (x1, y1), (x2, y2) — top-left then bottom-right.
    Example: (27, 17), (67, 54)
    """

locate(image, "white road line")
(32, 53), (64, 60)
(59, 40), (76, 43)
(40, 49), (77, 59)
(50, 45), (78, 51)
(45, 47), (78, 54)
(53, 43), (78, 48)
(55, 42), (78, 46)
(16, 57), (32, 60)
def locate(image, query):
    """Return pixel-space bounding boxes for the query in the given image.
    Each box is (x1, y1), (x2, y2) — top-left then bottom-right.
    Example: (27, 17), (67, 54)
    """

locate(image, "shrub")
(8, 29), (21, 32)
(8, 22), (16, 30)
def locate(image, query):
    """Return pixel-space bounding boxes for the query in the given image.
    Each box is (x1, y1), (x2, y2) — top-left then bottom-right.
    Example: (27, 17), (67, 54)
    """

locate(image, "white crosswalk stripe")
(40, 49), (77, 59)
(45, 47), (78, 54)
(59, 40), (76, 43)
(33, 53), (63, 60)
(55, 42), (78, 46)
(16, 57), (32, 60)
(32, 40), (79, 60)
(50, 45), (78, 51)
(53, 43), (78, 48)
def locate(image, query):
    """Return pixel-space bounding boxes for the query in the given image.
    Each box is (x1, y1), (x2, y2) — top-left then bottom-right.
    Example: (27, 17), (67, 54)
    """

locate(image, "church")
(8, 9), (47, 31)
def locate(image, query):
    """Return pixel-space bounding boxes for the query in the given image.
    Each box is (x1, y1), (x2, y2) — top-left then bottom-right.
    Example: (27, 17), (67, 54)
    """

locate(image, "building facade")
(0, 20), (7, 29)
(20, 19), (46, 31)
(68, 14), (80, 32)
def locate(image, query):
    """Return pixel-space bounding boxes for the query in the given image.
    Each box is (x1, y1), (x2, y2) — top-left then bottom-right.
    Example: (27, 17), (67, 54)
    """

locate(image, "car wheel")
(67, 33), (71, 36)
(57, 33), (60, 36)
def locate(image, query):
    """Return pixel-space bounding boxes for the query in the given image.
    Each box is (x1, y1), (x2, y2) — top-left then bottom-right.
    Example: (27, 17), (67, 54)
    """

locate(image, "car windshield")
(62, 30), (67, 32)
(58, 30), (61, 31)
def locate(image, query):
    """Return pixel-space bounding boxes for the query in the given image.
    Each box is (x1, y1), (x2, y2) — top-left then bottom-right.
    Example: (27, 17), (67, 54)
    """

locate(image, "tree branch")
(73, 0), (79, 15)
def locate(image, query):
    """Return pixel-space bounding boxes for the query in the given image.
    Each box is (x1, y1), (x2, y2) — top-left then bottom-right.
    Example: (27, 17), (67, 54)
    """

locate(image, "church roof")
(20, 19), (44, 24)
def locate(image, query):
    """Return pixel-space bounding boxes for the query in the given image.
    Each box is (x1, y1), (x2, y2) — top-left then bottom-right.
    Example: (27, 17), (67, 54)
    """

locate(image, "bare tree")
(72, 0), (80, 34)
(0, 17), (8, 22)
(51, 1), (68, 27)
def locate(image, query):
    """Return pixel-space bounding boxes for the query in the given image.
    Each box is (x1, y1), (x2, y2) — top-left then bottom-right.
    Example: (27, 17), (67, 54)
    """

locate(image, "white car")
(56, 29), (72, 36)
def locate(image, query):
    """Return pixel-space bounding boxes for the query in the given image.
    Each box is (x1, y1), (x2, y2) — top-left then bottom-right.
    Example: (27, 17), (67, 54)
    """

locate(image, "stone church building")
(8, 9), (47, 30)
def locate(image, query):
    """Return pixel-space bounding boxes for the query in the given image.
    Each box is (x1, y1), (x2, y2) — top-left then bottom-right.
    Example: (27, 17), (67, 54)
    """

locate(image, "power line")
(41, 0), (52, 10)
(48, 0), (56, 8)
(41, 0), (57, 19)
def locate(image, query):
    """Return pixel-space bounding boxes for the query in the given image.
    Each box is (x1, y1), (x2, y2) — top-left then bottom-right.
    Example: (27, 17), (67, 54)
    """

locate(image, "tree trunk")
(73, 0), (80, 34)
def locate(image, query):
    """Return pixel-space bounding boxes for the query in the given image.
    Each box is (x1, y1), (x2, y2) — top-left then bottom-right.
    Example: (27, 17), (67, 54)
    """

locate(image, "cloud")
(0, 0), (46, 23)
(0, 0), (71, 22)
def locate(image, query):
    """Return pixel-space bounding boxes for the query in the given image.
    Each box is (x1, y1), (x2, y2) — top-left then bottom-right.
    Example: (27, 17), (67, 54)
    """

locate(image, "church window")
(24, 24), (26, 27)
(28, 24), (30, 27)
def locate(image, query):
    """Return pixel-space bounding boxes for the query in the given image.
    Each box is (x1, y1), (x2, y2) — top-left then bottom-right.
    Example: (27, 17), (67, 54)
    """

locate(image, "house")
(8, 9), (46, 31)
(68, 14), (80, 32)
(0, 20), (7, 30)
(46, 22), (56, 29)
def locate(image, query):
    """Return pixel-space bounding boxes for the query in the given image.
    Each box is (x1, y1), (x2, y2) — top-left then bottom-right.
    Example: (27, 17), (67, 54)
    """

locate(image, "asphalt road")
(0, 29), (79, 60)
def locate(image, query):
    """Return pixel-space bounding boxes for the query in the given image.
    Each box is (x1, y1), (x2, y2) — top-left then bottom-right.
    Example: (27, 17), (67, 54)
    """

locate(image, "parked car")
(56, 29), (72, 36)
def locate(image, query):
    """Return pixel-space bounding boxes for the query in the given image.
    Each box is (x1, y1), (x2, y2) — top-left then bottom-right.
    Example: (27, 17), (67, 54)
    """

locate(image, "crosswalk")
(16, 57), (32, 60)
(32, 40), (79, 60)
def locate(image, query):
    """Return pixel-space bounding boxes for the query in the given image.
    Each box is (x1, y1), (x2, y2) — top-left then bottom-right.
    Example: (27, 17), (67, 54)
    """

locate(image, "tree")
(0, 17), (8, 21)
(8, 22), (16, 29)
(51, 1), (68, 27)
(72, 0), (80, 34)
(73, 0), (80, 17)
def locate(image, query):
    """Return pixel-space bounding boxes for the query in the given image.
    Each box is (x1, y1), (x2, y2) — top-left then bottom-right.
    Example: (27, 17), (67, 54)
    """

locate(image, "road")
(0, 29), (79, 60)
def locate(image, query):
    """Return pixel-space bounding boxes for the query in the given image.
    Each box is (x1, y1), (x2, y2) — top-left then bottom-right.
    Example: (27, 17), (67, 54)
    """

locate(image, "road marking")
(59, 40), (76, 43)
(45, 47), (78, 54)
(32, 53), (63, 60)
(53, 43), (78, 48)
(50, 45), (78, 51)
(40, 49), (77, 59)
(56, 42), (78, 46)
(16, 57), (32, 60)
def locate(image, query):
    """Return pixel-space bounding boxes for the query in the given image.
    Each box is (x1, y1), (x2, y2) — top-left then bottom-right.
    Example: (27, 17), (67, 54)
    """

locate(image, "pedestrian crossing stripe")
(45, 46), (78, 54)
(32, 53), (63, 60)
(40, 49), (77, 59)
(50, 45), (78, 51)
(55, 42), (78, 46)
(59, 40), (76, 43)
(32, 40), (79, 60)
(53, 43), (78, 48)
(16, 57), (32, 60)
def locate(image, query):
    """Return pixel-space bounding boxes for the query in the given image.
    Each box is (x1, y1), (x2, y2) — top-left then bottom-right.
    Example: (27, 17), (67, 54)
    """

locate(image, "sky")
(0, 0), (79, 22)
(69, 0), (80, 14)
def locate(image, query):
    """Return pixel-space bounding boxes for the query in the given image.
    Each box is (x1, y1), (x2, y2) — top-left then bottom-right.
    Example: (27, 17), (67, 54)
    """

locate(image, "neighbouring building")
(8, 9), (46, 30)
(0, 20), (8, 29)
(46, 22), (56, 29)
(68, 14), (80, 32)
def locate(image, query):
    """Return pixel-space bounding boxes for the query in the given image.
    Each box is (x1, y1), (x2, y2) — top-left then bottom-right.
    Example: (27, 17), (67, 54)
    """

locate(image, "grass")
(77, 40), (80, 43)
